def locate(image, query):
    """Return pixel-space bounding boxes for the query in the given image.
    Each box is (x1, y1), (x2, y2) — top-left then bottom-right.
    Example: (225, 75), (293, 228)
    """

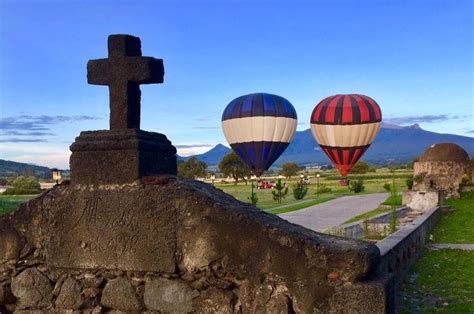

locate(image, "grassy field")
(0, 194), (37, 215)
(398, 250), (474, 313)
(432, 192), (474, 243)
(216, 170), (410, 211)
(398, 192), (474, 312)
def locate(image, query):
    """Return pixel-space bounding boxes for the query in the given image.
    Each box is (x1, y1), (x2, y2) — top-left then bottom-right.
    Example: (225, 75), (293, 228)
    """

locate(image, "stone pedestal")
(70, 129), (177, 184)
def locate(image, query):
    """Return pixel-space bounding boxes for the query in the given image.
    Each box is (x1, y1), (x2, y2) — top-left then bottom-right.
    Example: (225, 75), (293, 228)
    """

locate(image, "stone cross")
(87, 34), (164, 129)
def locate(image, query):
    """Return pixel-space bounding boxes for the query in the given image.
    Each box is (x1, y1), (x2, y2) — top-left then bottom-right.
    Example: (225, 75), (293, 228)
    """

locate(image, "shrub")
(272, 179), (288, 203)
(406, 178), (414, 190)
(318, 184), (332, 194)
(293, 184), (308, 200)
(389, 208), (398, 233)
(351, 161), (370, 174)
(383, 182), (391, 192)
(349, 178), (365, 193)
(414, 173), (425, 183)
(3, 176), (41, 195)
(461, 174), (471, 186)
(248, 192), (258, 206)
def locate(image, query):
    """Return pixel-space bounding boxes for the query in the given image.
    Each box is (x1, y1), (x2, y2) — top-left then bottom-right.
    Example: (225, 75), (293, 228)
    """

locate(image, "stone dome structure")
(413, 143), (472, 199)
(419, 143), (470, 163)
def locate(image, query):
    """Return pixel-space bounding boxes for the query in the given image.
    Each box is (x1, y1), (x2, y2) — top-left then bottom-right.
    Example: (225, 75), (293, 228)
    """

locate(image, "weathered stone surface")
(239, 281), (294, 313)
(0, 221), (24, 261)
(101, 277), (140, 311)
(87, 34), (164, 130)
(1, 177), (389, 312)
(42, 184), (176, 272)
(193, 287), (234, 314)
(70, 129), (177, 184)
(55, 277), (84, 309)
(0, 281), (15, 305)
(11, 268), (52, 309)
(144, 278), (194, 312)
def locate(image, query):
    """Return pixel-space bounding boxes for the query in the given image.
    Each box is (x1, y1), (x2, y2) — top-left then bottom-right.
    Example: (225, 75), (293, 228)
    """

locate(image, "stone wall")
(0, 177), (392, 313)
(376, 206), (442, 292)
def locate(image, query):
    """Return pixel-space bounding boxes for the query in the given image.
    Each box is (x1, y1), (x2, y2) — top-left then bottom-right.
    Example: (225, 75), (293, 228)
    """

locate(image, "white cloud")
(177, 145), (213, 157)
(0, 143), (70, 168)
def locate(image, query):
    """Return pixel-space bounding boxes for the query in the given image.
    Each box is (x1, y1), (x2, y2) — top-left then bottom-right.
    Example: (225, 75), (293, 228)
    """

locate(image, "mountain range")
(2, 124), (473, 177)
(184, 123), (474, 166)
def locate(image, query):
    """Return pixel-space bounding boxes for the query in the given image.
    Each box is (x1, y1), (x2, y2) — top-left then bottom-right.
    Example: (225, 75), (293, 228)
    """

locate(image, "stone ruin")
(404, 143), (472, 210)
(0, 34), (394, 313)
(414, 143), (472, 198)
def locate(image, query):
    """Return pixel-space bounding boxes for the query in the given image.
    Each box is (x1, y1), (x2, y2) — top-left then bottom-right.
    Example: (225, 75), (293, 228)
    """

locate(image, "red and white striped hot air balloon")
(310, 94), (382, 184)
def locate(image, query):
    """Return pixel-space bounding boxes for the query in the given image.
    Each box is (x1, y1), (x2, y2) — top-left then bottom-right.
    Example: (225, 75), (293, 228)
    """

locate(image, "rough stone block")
(0, 222), (24, 262)
(192, 287), (234, 313)
(70, 129), (177, 184)
(101, 277), (140, 311)
(11, 268), (53, 309)
(55, 277), (84, 309)
(144, 278), (194, 312)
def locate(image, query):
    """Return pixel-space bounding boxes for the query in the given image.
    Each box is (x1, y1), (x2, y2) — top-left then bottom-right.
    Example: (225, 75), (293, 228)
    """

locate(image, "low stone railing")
(376, 206), (442, 291)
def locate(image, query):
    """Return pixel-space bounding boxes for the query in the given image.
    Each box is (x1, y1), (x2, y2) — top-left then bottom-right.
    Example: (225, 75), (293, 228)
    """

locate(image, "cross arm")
(87, 58), (109, 85)
(127, 57), (164, 84)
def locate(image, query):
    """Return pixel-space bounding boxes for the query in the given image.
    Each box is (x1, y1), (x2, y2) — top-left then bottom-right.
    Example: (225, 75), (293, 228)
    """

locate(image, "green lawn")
(398, 250), (474, 313)
(432, 192), (474, 243)
(266, 196), (336, 215)
(344, 206), (392, 224)
(216, 172), (409, 210)
(382, 194), (402, 206)
(398, 192), (474, 312)
(0, 194), (37, 215)
(344, 194), (402, 224)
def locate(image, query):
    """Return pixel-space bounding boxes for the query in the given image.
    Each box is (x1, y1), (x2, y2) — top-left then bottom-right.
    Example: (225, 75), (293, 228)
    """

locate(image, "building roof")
(419, 143), (470, 163)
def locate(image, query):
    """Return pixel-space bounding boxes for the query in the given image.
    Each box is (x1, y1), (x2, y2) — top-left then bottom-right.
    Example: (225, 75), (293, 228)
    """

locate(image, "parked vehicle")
(257, 180), (276, 189)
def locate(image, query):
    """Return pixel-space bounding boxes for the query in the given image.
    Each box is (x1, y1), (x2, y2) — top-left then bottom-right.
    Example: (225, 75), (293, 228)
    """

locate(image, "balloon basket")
(339, 178), (348, 186)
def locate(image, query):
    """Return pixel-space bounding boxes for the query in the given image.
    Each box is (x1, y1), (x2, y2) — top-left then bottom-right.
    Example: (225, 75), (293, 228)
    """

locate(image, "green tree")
(177, 157), (208, 179)
(351, 161), (370, 174)
(248, 191), (258, 205)
(292, 182), (308, 200)
(218, 152), (252, 185)
(280, 162), (299, 179)
(272, 179), (288, 203)
(348, 178), (365, 193)
(3, 176), (41, 195)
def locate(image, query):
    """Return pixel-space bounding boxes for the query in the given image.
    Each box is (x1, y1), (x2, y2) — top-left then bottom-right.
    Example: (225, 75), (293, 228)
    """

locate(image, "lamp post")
(51, 168), (61, 185)
(316, 173), (320, 198)
(210, 173), (215, 186)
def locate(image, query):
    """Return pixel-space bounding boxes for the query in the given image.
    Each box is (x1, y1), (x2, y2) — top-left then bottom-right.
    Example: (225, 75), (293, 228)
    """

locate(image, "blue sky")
(0, 0), (472, 168)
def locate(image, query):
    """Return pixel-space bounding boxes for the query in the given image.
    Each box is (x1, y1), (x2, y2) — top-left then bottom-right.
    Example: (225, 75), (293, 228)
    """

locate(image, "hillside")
(192, 124), (474, 166)
(0, 159), (54, 178)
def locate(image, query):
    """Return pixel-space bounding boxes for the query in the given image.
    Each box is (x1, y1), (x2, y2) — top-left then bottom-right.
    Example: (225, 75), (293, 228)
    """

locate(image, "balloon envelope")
(222, 93), (297, 176)
(310, 94), (382, 177)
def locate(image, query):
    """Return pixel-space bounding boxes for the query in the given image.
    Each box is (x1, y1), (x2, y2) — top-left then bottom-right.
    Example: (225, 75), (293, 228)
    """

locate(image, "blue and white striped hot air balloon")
(221, 93), (298, 177)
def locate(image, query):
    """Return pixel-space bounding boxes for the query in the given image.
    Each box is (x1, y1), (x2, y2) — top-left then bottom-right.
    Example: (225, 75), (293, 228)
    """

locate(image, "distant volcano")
(182, 123), (474, 166)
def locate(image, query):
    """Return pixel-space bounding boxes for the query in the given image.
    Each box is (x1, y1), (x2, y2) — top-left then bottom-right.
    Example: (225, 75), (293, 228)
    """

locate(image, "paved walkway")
(279, 193), (389, 232)
(429, 243), (474, 251)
